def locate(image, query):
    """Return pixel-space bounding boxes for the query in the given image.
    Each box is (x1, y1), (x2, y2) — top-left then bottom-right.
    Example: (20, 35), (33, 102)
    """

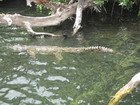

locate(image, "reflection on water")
(0, 14), (140, 105)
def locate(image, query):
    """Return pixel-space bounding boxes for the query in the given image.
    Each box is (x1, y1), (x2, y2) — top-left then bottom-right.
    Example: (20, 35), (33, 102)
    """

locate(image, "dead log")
(0, 0), (94, 36)
(108, 72), (140, 105)
(73, 0), (85, 35)
(0, 2), (78, 36)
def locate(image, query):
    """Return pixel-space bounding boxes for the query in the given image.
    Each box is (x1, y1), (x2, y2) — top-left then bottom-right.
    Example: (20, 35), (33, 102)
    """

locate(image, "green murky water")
(0, 7), (140, 105)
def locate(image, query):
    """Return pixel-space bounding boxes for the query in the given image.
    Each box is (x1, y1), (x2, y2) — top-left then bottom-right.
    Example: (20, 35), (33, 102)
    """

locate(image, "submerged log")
(108, 72), (140, 105)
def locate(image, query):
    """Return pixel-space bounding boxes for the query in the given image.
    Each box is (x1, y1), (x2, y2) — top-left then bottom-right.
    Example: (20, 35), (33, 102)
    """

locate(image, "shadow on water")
(0, 8), (140, 105)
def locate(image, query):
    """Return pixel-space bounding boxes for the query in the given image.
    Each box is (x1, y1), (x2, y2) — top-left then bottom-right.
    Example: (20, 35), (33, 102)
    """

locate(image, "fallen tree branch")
(23, 21), (62, 37)
(0, 2), (78, 36)
(108, 72), (140, 105)
(0, 3), (78, 36)
(0, 0), (94, 36)
(73, 0), (85, 35)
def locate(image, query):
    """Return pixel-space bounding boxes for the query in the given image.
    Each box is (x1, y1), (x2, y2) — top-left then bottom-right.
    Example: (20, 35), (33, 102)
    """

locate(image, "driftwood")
(0, 0), (93, 36)
(108, 72), (140, 105)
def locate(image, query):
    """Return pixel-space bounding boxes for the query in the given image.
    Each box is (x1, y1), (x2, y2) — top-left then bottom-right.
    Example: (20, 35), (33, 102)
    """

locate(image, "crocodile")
(9, 44), (114, 53)
(8, 44), (116, 60)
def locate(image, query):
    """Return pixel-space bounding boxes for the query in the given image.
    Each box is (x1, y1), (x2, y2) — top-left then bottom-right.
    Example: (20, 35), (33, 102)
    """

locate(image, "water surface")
(0, 7), (140, 105)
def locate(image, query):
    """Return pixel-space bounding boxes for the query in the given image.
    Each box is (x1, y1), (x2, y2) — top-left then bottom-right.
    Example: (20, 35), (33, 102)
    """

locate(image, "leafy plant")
(36, 4), (43, 13)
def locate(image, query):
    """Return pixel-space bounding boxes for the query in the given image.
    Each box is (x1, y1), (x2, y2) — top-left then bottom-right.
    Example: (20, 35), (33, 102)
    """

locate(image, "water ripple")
(46, 76), (69, 82)
(5, 90), (26, 100)
(53, 66), (76, 70)
(27, 69), (47, 76)
(29, 60), (48, 66)
(21, 98), (42, 104)
(7, 76), (29, 84)
(35, 86), (56, 97)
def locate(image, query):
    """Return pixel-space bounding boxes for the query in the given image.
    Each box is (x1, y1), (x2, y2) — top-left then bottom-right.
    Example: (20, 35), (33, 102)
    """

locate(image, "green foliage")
(138, 11), (140, 16)
(36, 4), (43, 13)
(119, 0), (133, 9)
(94, 0), (108, 6)
(93, 0), (134, 8)
(35, 0), (68, 13)
(34, 0), (140, 16)
(52, 0), (69, 3)
(92, 0), (140, 16)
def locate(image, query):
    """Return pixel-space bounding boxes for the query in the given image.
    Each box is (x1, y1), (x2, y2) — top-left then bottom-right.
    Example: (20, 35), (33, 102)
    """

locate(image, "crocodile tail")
(90, 46), (114, 53)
